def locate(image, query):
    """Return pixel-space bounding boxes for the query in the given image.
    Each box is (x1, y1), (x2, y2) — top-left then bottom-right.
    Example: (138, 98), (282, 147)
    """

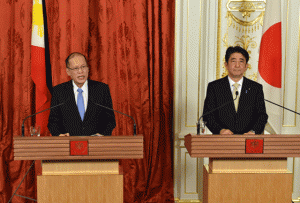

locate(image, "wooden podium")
(184, 134), (299, 203)
(14, 135), (143, 203)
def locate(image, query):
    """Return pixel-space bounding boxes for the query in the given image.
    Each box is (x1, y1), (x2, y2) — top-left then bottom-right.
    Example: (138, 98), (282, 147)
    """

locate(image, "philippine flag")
(31, 0), (52, 136)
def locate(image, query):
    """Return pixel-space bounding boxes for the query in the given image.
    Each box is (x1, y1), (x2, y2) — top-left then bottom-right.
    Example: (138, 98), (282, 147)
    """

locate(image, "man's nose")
(78, 67), (84, 72)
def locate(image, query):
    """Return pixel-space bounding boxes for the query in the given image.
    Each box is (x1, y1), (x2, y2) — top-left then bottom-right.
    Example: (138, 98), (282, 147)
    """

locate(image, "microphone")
(92, 101), (137, 136)
(21, 102), (65, 137)
(197, 91), (239, 135)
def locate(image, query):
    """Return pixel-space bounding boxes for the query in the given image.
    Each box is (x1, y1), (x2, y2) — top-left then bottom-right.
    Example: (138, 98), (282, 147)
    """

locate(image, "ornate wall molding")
(217, 0), (266, 80)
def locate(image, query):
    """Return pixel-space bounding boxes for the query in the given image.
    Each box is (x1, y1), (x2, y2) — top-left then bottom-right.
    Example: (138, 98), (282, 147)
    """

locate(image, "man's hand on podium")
(92, 133), (104, 136)
(220, 129), (255, 135)
(58, 133), (104, 136)
(59, 133), (70, 136)
(244, 131), (255, 135)
(220, 129), (233, 135)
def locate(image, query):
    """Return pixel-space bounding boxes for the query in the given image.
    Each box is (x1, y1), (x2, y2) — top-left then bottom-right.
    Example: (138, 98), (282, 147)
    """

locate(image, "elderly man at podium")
(48, 52), (116, 136)
(202, 46), (268, 135)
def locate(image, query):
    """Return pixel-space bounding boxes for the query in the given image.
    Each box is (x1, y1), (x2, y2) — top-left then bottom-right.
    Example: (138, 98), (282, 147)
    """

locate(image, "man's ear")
(66, 68), (71, 76)
(224, 62), (228, 70)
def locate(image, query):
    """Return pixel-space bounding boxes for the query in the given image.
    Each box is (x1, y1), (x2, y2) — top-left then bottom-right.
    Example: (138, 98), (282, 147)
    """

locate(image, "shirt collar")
(72, 80), (88, 93)
(228, 76), (243, 87)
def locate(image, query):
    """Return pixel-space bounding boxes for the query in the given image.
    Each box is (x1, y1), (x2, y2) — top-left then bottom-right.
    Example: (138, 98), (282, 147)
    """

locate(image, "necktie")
(233, 83), (239, 112)
(77, 88), (85, 121)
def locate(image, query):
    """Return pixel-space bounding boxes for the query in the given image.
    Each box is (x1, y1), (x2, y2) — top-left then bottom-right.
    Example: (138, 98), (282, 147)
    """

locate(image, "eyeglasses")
(68, 65), (89, 72)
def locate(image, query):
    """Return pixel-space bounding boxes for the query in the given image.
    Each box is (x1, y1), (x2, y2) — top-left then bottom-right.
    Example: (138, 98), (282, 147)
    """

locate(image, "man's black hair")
(225, 46), (249, 63)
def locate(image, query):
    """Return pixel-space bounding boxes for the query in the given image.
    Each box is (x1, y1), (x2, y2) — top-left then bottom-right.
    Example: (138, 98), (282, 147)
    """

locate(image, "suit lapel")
(66, 80), (83, 122)
(237, 77), (249, 113)
(83, 79), (96, 124)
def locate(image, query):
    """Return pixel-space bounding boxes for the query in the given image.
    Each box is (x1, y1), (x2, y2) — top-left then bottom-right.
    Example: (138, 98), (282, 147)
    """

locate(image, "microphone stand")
(196, 93), (300, 135)
(265, 99), (300, 115)
(9, 102), (64, 202)
(197, 91), (239, 135)
(92, 102), (137, 136)
(7, 161), (37, 203)
(22, 102), (64, 137)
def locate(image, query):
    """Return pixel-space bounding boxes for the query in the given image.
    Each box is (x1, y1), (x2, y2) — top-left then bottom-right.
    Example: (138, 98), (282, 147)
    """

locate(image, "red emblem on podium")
(246, 139), (263, 154)
(70, 141), (88, 155)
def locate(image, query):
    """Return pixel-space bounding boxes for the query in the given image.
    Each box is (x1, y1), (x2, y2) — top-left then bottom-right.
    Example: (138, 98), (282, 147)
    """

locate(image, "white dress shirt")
(72, 80), (88, 111)
(228, 76), (243, 96)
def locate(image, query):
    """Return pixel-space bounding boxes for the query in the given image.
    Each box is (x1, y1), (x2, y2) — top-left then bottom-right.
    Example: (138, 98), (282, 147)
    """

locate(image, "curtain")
(0, 1), (36, 202)
(1, 0), (175, 202)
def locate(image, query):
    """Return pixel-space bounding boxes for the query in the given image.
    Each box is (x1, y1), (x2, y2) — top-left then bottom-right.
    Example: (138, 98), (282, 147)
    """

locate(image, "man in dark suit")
(203, 46), (268, 135)
(48, 52), (116, 136)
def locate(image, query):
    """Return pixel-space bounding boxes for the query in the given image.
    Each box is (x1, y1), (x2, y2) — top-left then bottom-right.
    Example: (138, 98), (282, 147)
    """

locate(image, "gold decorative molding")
(227, 0), (266, 12)
(197, 1), (202, 121)
(185, 0), (202, 127)
(293, 198), (300, 203)
(174, 0), (180, 135)
(185, 0), (191, 127)
(216, 0), (223, 79)
(282, 0), (289, 127)
(218, 0), (265, 79)
(226, 11), (264, 29)
(295, 4), (299, 127)
(226, 0), (265, 31)
(234, 35), (257, 51)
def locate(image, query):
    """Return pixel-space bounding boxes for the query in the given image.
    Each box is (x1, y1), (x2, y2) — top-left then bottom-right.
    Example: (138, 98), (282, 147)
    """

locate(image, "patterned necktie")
(77, 88), (85, 121)
(233, 83), (240, 112)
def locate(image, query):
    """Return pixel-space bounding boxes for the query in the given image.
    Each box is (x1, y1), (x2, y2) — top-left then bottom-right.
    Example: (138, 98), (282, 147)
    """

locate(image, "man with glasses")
(48, 52), (116, 136)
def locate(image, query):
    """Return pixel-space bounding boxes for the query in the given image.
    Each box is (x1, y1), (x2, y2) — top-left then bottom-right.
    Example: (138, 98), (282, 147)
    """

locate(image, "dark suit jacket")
(203, 76), (268, 134)
(48, 79), (116, 136)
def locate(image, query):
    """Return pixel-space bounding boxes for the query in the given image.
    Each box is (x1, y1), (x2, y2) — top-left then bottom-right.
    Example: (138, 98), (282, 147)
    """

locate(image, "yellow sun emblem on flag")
(32, 0), (44, 38)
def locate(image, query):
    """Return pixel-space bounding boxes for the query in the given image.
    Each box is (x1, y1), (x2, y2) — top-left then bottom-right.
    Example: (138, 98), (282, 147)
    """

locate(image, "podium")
(13, 135), (143, 203)
(184, 134), (299, 203)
